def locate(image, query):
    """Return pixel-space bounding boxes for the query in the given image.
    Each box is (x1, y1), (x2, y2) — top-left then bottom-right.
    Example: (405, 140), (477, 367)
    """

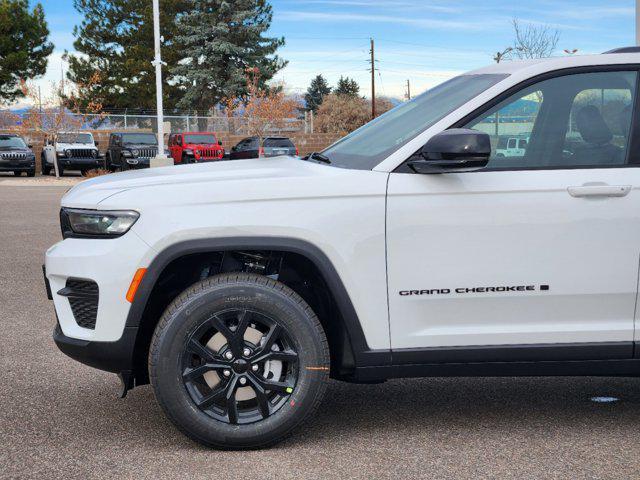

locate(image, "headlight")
(65, 149), (72, 157)
(60, 208), (139, 238)
(131, 149), (139, 157)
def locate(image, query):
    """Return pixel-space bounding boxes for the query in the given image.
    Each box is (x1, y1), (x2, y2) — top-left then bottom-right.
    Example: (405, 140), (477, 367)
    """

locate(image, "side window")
(464, 70), (637, 169)
(176, 136), (182, 146)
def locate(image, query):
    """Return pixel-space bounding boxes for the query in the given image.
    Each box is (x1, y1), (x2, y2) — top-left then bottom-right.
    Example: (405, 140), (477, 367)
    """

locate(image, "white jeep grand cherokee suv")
(45, 48), (640, 448)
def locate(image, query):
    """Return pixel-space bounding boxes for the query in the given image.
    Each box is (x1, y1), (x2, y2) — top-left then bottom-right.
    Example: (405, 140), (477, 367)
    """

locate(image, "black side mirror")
(28, 144), (33, 149)
(408, 128), (491, 174)
(94, 141), (99, 147)
(218, 140), (223, 146)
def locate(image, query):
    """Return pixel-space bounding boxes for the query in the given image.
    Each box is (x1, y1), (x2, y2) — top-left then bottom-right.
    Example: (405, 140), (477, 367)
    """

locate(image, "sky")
(29, 0), (638, 106)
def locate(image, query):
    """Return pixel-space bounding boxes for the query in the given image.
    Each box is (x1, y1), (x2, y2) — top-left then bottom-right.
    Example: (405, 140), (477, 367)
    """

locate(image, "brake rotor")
(203, 325), (282, 401)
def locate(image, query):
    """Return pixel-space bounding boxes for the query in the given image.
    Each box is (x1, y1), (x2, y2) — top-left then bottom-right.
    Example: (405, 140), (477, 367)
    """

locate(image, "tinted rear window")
(264, 138), (294, 148)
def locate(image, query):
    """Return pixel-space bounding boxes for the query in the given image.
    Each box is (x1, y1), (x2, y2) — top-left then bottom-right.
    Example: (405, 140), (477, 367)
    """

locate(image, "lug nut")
(223, 369), (231, 377)
(224, 351), (233, 360)
(239, 377), (247, 385)
(243, 348), (251, 357)
(251, 364), (259, 372)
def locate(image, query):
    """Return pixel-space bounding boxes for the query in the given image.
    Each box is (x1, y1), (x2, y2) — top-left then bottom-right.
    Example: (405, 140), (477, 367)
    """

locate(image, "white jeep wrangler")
(42, 132), (101, 176)
(45, 48), (640, 449)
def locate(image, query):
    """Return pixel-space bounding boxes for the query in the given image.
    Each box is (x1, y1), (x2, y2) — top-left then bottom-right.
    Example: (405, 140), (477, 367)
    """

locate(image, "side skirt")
(348, 341), (640, 382)
(354, 359), (640, 382)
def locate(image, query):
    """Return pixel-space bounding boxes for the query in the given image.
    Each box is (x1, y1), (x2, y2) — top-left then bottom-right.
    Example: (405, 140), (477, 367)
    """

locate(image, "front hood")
(56, 143), (96, 150)
(61, 156), (326, 208)
(0, 148), (31, 153)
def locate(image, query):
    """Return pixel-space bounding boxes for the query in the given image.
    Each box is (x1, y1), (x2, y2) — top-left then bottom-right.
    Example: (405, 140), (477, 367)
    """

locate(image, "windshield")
(58, 133), (93, 144)
(184, 134), (217, 144)
(122, 133), (157, 145)
(322, 74), (508, 170)
(0, 135), (26, 149)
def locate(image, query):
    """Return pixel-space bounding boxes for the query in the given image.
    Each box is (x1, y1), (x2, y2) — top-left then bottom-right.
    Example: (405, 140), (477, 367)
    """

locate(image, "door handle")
(567, 185), (631, 198)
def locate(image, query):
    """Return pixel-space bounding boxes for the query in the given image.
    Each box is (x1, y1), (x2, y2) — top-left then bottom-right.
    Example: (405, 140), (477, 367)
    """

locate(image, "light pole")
(637, 0), (640, 45)
(151, 0), (172, 167)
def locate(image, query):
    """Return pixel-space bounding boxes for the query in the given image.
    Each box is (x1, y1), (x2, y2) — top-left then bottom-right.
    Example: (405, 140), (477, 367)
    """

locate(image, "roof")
(469, 51), (640, 76)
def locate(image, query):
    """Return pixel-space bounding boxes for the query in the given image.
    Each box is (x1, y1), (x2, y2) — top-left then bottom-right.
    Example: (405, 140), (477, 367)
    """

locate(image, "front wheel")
(149, 273), (329, 449)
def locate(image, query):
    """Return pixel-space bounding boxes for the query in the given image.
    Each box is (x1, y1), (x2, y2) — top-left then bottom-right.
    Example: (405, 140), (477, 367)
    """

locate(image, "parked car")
(229, 136), (298, 160)
(105, 132), (167, 171)
(42, 132), (101, 176)
(495, 136), (528, 158)
(168, 132), (224, 164)
(0, 134), (35, 177)
(46, 47), (640, 449)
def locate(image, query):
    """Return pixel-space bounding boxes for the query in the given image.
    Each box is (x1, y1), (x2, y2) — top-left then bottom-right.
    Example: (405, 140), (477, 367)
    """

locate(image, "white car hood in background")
(61, 156), (351, 209)
(56, 142), (97, 151)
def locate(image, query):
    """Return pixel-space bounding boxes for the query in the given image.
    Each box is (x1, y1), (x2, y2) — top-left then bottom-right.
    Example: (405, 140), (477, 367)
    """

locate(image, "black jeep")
(105, 132), (160, 171)
(0, 134), (35, 177)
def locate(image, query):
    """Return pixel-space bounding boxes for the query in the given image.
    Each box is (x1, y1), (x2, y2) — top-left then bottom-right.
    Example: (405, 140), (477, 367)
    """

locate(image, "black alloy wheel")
(181, 309), (298, 425)
(150, 273), (329, 449)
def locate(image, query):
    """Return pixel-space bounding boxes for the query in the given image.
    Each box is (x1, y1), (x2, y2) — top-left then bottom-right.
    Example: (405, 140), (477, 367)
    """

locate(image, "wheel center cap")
(232, 359), (248, 374)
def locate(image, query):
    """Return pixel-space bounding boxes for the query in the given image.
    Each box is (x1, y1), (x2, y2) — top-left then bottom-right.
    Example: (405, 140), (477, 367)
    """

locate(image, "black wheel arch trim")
(124, 236), (391, 368)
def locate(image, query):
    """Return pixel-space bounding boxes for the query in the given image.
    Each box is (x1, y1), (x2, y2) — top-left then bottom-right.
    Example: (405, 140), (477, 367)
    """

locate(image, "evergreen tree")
(334, 76), (359, 97)
(66, 0), (187, 112)
(304, 74), (331, 112)
(0, 0), (53, 104)
(172, 0), (286, 110)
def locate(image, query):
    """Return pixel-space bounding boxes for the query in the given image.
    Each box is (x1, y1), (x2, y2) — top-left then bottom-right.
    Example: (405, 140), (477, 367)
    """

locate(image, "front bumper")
(45, 230), (151, 342)
(53, 322), (138, 374)
(125, 158), (151, 169)
(55, 157), (102, 169)
(0, 159), (35, 171)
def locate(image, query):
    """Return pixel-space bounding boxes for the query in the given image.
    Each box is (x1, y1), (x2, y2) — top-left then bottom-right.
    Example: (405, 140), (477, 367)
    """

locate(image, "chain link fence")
(1, 110), (314, 135)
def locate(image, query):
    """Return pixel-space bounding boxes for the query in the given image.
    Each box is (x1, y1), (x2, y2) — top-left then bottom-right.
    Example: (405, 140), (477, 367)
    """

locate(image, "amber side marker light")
(126, 268), (147, 303)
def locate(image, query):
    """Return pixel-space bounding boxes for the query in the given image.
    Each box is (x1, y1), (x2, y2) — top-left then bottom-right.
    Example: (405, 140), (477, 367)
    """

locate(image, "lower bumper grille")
(57, 279), (99, 330)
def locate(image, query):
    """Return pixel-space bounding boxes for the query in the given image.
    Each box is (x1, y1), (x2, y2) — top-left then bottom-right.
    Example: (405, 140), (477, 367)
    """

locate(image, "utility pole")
(370, 38), (376, 119)
(406, 79), (411, 101)
(637, 0), (640, 45)
(151, 0), (171, 166)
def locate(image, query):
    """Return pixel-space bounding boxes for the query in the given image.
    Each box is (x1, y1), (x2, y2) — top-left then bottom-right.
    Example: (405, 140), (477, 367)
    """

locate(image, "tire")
(13, 171), (22, 176)
(149, 272), (330, 449)
(42, 165), (51, 176)
(26, 169), (35, 177)
(57, 167), (64, 177)
(105, 154), (116, 172)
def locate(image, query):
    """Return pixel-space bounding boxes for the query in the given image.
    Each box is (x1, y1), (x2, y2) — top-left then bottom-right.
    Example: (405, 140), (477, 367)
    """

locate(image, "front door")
(386, 68), (640, 359)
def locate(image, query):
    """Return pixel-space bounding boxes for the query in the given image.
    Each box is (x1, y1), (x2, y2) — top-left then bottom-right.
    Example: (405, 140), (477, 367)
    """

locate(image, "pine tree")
(334, 76), (359, 97)
(66, 0), (187, 112)
(0, 0), (53, 104)
(172, 0), (286, 110)
(304, 74), (331, 112)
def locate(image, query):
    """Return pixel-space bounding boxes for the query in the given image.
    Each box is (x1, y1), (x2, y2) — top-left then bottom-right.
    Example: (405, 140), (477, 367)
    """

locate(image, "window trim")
(396, 64), (640, 173)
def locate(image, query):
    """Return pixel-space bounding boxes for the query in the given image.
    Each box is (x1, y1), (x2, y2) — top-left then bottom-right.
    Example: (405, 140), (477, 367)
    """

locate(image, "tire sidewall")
(151, 278), (328, 448)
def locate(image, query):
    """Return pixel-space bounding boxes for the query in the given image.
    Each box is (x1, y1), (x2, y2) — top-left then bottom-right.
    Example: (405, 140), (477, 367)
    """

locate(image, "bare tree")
(508, 19), (560, 59)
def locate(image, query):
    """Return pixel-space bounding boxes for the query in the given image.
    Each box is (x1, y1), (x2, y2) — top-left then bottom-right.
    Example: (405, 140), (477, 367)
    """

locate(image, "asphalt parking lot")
(3, 184), (640, 479)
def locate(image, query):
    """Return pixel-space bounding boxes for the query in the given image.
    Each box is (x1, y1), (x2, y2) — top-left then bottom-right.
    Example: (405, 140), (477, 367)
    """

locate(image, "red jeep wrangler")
(168, 132), (224, 164)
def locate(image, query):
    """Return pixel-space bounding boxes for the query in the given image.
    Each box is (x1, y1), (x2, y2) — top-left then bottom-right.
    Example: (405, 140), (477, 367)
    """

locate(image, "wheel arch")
(127, 237), (388, 384)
